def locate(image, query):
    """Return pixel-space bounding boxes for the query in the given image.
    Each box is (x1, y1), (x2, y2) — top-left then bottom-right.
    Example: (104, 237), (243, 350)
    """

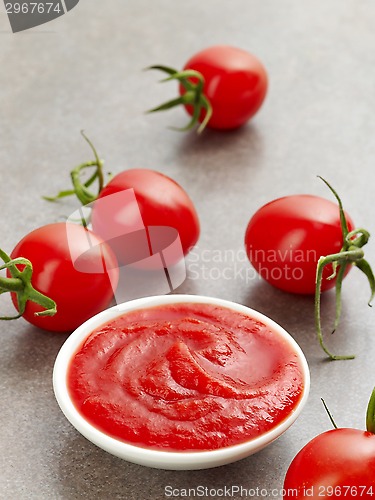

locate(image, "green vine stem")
(315, 177), (375, 360)
(366, 386), (375, 434)
(321, 398), (338, 429)
(43, 131), (107, 206)
(0, 248), (56, 320)
(322, 386), (375, 433)
(147, 65), (213, 133)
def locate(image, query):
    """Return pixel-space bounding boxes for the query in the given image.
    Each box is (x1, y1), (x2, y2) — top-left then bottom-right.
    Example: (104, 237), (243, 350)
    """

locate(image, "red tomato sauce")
(67, 303), (304, 451)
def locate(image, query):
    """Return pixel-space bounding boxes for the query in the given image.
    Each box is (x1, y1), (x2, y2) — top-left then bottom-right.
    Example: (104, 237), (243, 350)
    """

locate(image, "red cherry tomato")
(9, 223), (118, 332)
(182, 45), (268, 130)
(91, 169), (200, 259)
(244, 195), (355, 294)
(283, 428), (375, 499)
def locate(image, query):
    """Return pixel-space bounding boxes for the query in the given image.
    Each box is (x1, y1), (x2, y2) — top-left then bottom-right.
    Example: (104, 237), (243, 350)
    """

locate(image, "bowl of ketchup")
(53, 294), (310, 470)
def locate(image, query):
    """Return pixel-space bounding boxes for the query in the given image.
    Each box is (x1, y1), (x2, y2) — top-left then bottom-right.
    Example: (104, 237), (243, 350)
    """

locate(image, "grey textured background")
(1, 1), (375, 499)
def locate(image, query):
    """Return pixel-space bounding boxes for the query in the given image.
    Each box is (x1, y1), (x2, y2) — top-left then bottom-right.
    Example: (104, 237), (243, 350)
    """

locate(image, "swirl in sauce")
(68, 303), (304, 451)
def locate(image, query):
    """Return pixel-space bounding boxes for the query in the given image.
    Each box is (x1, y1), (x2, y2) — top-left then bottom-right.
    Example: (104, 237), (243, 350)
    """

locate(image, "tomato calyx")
(315, 177), (375, 361)
(0, 248), (57, 320)
(147, 65), (213, 133)
(43, 131), (108, 206)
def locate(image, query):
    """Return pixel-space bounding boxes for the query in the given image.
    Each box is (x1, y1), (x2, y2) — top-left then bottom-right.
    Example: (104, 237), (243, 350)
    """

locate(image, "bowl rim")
(53, 294), (310, 468)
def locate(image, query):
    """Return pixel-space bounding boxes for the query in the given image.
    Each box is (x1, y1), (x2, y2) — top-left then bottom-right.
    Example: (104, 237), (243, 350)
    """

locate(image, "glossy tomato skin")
(245, 195), (355, 294)
(91, 169), (200, 257)
(9, 223), (119, 333)
(181, 45), (268, 130)
(283, 429), (375, 499)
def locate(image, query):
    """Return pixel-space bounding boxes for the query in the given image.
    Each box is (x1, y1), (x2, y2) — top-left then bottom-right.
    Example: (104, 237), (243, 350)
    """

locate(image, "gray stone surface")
(1, 1), (375, 498)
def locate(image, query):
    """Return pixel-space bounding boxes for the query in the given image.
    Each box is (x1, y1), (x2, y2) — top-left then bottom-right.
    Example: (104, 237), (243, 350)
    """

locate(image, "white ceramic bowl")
(53, 294), (310, 470)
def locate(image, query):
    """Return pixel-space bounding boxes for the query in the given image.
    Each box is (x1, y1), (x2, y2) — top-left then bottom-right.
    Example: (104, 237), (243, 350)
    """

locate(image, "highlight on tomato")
(147, 45), (268, 132)
(283, 387), (375, 499)
(45, 132), (200, 261)
(244, 177), (375, 360)
(0, 222), (119, 332)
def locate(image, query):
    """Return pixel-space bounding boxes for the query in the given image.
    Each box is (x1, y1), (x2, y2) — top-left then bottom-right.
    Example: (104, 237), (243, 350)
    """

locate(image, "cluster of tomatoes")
(1, 165), (201, 332)
(2, 45), (375, 497)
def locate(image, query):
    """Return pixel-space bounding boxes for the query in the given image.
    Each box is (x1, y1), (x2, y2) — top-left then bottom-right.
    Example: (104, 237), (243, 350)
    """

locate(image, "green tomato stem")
(318, 176), (350, 237)
(322, 388), (375, 433)
(147, 65), (213, 133)
(315, 254), (356, 361)
(355, 258), (375, 306)
(332, 262), (347, 333)
(43, 131), (107, 207)
(70, 161), (101, 206)
(0, 249), (57, 320)
(43, 161), (99, 202)
(366, 386), (375, 434)
(0, 276), (24, 292)
(321, 398), (338, 429)
(80, 130), (104, 193)
(314, 177), (374, 360)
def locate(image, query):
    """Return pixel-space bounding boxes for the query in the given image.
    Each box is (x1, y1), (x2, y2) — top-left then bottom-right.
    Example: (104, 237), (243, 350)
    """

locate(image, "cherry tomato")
(149, 46), (268, 132)
(181, 45), (268, 130)
(9, 223), (119, 332)
(244, 195), (355, 294)
(283, 428), (375, 498)
(91, 169), (200, 259)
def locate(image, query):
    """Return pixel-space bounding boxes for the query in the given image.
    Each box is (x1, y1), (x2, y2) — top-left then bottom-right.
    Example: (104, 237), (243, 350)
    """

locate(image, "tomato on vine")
(45, 132), (200, 260)
(1, 222), (118, 332)
(245, 191), (355, 295)
(148, 45), (268, 132)
(283, 388), (375, 499)
(244, 177), (375, 360)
